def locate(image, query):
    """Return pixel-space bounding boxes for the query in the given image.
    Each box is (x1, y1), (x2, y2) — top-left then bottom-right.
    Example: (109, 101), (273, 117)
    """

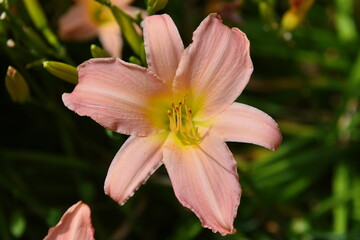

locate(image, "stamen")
(167, 96), (201, 145)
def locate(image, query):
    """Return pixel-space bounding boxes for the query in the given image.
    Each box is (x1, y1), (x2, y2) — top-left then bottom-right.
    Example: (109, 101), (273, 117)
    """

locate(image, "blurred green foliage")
(1, 0), (360, 239)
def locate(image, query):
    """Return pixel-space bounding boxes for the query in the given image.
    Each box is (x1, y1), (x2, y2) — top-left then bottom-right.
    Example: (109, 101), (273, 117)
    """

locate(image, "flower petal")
(162, 133), (241, 235)
(58, 4), (97, 40)
(173, 13), (253, 120)
(62, 58), (170, 136)
(143, 14), (184, 86)
(104, 134), (166, 205)
(211, 102), (282, 150)
(98, 23), (123, 57)
(112, 0), (134, 8)
(44, 201), (94, 240)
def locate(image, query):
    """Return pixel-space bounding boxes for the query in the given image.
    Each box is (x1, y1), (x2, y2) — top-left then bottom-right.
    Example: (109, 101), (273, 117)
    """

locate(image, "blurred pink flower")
(44, 201), (94, 240)
(58, 0), (141, 57)
(62, 13), (282, 235)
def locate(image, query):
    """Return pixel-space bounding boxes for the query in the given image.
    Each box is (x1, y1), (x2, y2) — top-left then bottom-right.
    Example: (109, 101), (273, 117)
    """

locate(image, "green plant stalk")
(332, 161), (350, 234)
(354, 175), (360, 222)
(334, 0), (358, 42)
(22, 0), (64, 55)
(110, 6), (143, 56)
(23, 26), (55, 56)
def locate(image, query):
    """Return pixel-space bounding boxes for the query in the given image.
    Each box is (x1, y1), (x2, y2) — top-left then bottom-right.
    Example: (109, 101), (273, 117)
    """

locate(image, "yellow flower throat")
(167, 96), (201, 145)
(88, 1), (114, 25)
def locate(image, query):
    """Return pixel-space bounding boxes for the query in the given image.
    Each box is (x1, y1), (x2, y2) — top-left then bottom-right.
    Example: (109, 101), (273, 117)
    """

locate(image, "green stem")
(95, 0), (144, 58)
(332, 161), (350, 234)
(334, 0), (358, 42)
(354, 175), (360, 222)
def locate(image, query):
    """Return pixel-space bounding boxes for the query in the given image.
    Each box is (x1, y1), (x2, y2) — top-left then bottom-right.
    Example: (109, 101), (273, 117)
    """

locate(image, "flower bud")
(90, 44), (110, 58)
(5, 66), (30, 103)
(147, 0), (168, 14)
(43, 61), (78, 84)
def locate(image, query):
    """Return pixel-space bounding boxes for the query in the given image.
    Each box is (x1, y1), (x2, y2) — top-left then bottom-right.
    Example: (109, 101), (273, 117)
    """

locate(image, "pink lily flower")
(62, 13), (282, 235)
(44, 201), (95, 240)
(58, 0), (140, 57)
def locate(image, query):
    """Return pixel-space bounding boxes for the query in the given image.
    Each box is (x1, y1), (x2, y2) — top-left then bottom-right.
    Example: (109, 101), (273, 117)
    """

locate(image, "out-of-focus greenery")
(1, 0), (360, 239)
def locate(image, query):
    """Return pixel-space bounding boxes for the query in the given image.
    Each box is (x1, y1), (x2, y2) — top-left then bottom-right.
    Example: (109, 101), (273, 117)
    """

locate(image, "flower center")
(167, 96), (201, 145)
(88, 2), (114, 25)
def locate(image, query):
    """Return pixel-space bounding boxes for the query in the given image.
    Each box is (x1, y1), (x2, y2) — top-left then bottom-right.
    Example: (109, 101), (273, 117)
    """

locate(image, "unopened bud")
(5, 66), (30, 103)
(43, 61), (78, 84)
(90, 44), (110, 58)
(147, 0), (168, 14)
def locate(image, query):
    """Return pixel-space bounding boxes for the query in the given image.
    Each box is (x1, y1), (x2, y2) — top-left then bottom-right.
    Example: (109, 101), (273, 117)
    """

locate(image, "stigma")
(167, 96), (201, 145)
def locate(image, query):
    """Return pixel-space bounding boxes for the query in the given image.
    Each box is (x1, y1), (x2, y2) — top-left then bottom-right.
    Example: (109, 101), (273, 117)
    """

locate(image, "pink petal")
(58, 4), (98, 40)
(44, 201), (94, 240)
(173, 13), (253, 120)
(62, 58), (170, 136)
(104, 134), (165, 205)
(163, 134), (241, 235)
(112, 0), (134, 8)
(143, 14), (184, 86)
(211, 102), (282, 151)
(98, 23), (123, 57)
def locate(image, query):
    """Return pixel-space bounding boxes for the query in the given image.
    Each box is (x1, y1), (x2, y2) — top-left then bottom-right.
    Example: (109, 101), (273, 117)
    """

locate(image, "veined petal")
(163, 133), (241, 235)
(173, 13), (253, 120)
(143, 14), (184, 86)
(58, 4), (97, 40)
(44, 201), (94, 240)
(104, 134), (166, 205)
(98, 23), (123, 57)
(62, 58), (170, 136)
(211, 102), (282, 150)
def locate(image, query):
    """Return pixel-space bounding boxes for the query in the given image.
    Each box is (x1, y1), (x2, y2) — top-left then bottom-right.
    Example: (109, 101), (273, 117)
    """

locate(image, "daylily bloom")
(62, 13), (282, 235)
(58, 0), (141, 57)
(44, 201), (95, 240)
